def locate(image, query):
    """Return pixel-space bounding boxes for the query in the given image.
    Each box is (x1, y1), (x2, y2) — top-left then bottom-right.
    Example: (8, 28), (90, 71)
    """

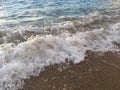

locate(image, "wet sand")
(21, 51), (120, 90)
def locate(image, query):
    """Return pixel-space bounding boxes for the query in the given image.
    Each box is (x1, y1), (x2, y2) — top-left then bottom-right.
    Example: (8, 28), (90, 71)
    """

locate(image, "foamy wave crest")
(0, 9), (120, 90)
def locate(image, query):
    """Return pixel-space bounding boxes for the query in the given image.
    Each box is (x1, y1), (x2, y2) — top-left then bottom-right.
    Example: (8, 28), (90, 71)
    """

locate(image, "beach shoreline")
(21, 51), (120, 90)
(0, 0), (120, 90)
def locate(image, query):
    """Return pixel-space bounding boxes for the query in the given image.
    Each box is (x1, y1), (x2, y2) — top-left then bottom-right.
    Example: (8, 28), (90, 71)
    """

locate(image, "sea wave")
(0, 8), (120, 90)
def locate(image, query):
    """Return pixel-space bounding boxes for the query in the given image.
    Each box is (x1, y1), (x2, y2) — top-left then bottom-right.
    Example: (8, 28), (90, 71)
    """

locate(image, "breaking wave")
(0, 8), (120, 90)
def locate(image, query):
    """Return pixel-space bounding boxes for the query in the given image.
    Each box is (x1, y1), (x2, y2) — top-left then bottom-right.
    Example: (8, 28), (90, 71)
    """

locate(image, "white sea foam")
(0, 9), (120, 90)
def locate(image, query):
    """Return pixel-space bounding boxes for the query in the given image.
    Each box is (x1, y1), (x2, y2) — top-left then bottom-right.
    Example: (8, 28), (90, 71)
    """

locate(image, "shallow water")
(0, 0), (118, 26)
(0, 0), (120, 90)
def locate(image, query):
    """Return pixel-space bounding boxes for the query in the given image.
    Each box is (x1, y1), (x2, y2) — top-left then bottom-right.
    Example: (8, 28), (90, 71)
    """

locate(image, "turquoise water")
(1, 1), (120, 90)
(0, 0), (117, 26)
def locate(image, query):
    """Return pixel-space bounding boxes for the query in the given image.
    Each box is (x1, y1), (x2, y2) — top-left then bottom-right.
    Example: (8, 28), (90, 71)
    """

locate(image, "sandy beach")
(21, 51), (120, 90)
(1, 0), (120, 90)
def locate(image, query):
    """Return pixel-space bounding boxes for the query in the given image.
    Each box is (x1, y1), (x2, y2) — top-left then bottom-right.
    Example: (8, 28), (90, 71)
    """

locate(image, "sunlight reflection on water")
(0, 0), (119, 26)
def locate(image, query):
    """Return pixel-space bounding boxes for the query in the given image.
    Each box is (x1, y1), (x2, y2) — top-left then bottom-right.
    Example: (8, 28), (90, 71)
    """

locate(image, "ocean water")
(0, 0), (120, 90)
(0, 0), (118, 26)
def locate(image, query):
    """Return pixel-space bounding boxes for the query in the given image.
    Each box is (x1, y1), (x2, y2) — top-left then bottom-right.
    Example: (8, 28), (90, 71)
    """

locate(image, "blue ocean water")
(0, 0), (118, 26)
(1, 1), (120, 90)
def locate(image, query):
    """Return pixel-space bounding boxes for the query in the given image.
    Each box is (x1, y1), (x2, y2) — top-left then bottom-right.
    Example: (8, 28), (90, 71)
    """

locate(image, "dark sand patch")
(21, 51), (120, 90)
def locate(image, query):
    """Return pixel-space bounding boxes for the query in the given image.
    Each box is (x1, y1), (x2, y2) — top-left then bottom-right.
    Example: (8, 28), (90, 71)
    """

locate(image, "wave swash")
(0, 8), (120, 90)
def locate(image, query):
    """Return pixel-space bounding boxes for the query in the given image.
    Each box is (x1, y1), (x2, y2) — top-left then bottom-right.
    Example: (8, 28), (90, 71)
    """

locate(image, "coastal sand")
(21, 51), (120, 90)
